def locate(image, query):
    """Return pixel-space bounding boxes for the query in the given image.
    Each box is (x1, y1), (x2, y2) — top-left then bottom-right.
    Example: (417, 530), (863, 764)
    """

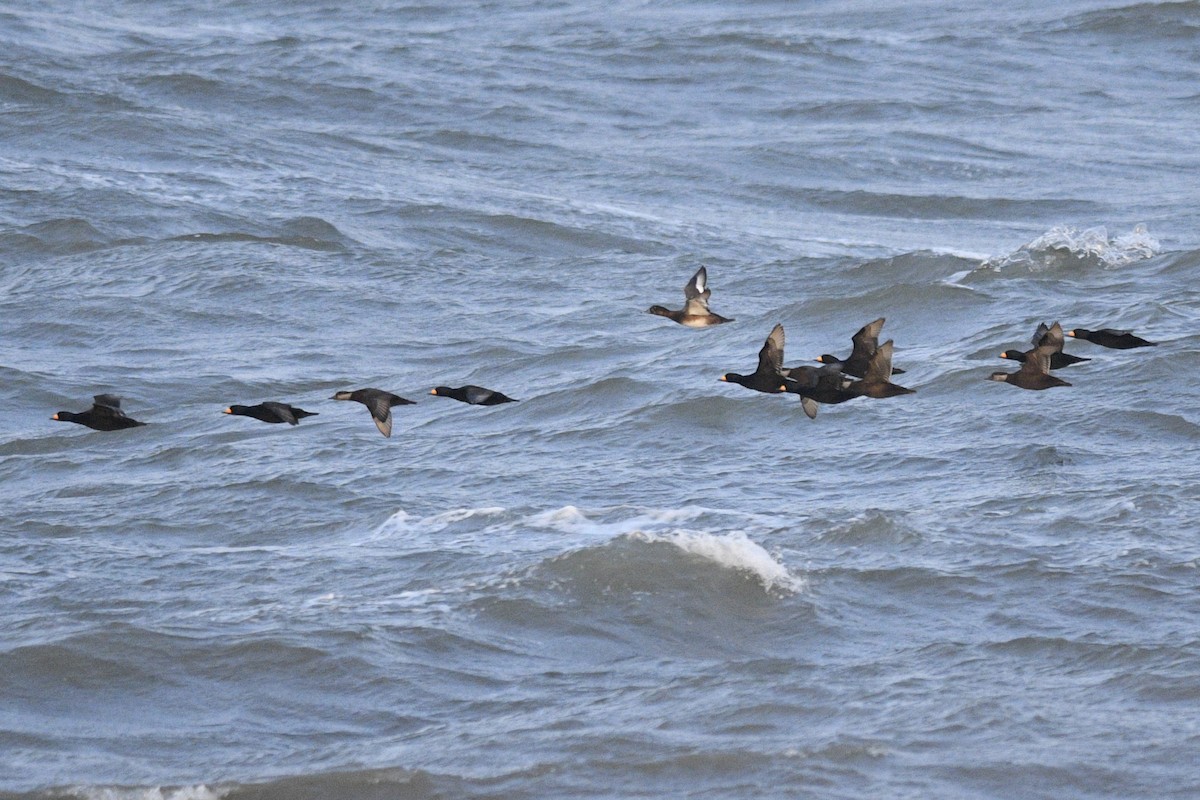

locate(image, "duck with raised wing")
(1000, 321), (1090, 369)
(719, 323), (793, 394)
(647, 266), (734, 328)
(989, 343), (1072, 390)
(842, 340), (916, 399)
(816, 317), (905, 378)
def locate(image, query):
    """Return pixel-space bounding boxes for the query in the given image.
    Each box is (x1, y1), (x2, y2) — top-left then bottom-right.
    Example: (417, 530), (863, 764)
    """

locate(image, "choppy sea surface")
(3, 1), (1200, 797)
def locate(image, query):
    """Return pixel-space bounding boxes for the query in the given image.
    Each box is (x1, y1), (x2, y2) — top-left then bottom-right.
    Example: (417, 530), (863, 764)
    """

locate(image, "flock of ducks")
(651, 266), (914, 419)
(52, 385), (518, 437)
(649, 266), (1155, 412)
(989, 321), (1156, 390)
(50, 266), (1157, 435)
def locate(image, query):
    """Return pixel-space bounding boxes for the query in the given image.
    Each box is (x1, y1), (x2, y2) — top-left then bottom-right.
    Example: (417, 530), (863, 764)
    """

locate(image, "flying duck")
(647, 266), (734, 327)
(223, 402), (318, 425)
(816, 317), (906, 377)
(429, 385), (518, 405)
(52, 394), (145, 431)
(332, 388), (415, 437)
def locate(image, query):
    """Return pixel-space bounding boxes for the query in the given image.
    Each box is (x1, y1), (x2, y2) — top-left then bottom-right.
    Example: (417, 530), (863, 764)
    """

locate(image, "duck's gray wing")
(365, 391), (407, 437)
(370, 407), (394, 438)
(1034, 321), (1065, 353)
(850, 318), (885, 360)
(463, 385), (495, 404)
(862, 340), (895, 383)
(683, 266), (707, 300)
(681, 266), (713, 315)
(1019, 344), (1057, 376)
(93, 394), (124, 412)
(756, 323), (786, 376)
(263, 402), (299, 425)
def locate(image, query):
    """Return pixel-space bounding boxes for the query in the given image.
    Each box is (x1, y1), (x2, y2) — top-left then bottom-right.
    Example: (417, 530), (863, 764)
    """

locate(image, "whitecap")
(523, 505), (707, 538)
(940, 268), (979, 289)
(630, 529), (804, 594)
(371, 506), (507, 538)
(66, 785), (227, 800)
(980, 223), (1160, 271)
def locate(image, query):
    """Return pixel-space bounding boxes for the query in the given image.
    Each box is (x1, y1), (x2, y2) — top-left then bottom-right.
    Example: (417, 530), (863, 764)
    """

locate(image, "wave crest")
(523, 506), (803, 593)
(629, 529), (803, 593)
(981, 224), (1160, 272)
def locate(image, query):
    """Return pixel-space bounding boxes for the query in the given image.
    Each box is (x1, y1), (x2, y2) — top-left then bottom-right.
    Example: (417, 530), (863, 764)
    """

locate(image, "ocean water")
(3, 0), (1200, 797)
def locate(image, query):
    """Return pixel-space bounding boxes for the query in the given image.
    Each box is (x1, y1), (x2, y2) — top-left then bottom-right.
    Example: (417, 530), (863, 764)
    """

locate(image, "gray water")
(3, 1), (1200, 797)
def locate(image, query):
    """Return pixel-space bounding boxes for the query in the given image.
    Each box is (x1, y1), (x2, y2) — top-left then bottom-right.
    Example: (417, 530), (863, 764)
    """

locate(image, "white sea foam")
(981, 223), (1161, 271)
(390, 504), (804, 593)
(630, 529), (804, 594)
(522, 505), (777, 538)
(941, 268), (979, 288)
(367, 506), (508, 542)
(524, 505), (708, 538)
(68, 786), (227, 800)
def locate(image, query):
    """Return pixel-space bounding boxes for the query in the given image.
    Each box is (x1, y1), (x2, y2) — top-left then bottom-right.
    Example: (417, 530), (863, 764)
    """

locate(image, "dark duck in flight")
(223, 402), (318, 425)
(719, 323), (791, 394)
(816, 317), (905, 378)
(841, 341), (916, 399)
(989, 343), (1072, 390)
(52, 394), (145, 431)
(429, 385), (518, 405)
(332, 388), (415, 437)
(1066, 327), (1156, 349)
(1000, 321), (1090, 369)
(782, 361), (857, 420)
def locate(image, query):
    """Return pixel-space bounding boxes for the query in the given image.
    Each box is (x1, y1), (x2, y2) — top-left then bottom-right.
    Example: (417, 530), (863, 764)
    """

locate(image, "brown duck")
(647, 266), (733, 327)
(1000, 321), (1090, 369)
(816, 317), (905, 378)
(989, 343), (1072, 390)
(332, 388), (415, 437)
(842, 340), (915, 399)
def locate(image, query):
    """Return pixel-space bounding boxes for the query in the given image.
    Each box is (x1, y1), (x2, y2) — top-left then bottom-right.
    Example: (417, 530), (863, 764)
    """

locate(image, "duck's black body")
(430, 385), (518, 405)
(720, 323), (790, 394)
(1067, 328), (1156, 349)
(781, 363), (857, 419)
(52, 394), (145, 431)
(1000, 349), (1090, 369)
(224, 402), (318, 425)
